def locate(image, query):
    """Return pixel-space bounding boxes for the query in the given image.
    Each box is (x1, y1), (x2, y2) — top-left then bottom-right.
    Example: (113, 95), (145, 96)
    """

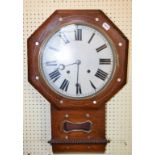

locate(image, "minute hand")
(76, 60), (82, 95)
(76, 62), (79, 84)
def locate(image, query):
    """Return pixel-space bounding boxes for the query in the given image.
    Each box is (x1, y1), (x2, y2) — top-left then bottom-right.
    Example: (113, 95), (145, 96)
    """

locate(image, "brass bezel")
(38, 22), (118, 100)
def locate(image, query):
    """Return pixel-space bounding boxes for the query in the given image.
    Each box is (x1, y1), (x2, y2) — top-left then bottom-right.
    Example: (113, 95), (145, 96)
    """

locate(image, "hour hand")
(58, 62), (78, 70)
(76, 83), (82, 95)
(58, 64), (65, 70)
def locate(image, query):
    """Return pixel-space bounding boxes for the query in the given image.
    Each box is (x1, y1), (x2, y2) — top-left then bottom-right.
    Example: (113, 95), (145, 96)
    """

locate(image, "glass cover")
(40, 24), (115, 99)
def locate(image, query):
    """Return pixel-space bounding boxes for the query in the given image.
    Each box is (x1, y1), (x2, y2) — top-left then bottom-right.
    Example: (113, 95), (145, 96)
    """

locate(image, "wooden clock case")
(27, 10), (128, 153)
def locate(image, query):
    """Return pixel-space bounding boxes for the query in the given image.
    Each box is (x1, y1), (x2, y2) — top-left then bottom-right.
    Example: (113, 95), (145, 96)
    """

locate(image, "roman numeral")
(48, 46), (59, 52)
(60, 79), (69, 91)
(49, 69), (61, 82)
(90, 80), (96, 90)
(88, 33), (95, 43)
(95, 69), (108, 81)
(59, 33), (70, 44)
(99, 59), (111, 65)
(45, 61), (57, 66)
(75, 29), (82, 41)
(96, 44), (107, 52)
(76, 83), (82, 95)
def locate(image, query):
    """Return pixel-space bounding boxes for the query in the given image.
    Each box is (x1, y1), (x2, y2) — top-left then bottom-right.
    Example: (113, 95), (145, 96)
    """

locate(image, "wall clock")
(27, 10), (128, 153)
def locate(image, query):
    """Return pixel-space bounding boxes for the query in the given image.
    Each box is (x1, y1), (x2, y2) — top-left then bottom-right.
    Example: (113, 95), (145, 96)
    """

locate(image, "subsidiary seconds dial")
(40, 24), (116, 99)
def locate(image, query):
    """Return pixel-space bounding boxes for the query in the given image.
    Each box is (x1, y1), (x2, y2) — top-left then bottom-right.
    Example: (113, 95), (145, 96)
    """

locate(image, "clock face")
(40, 24), (116, 99)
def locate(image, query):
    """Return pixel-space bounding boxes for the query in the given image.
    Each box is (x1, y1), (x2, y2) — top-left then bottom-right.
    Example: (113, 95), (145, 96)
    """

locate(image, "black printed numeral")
(96, 44), (107, 52)
(95, 69), (108, 81)
(46, 61), (57, 66)
(48, 46), (59, 52)
(59, 33), (70, 44)
(75, 29), (82, 41)
(60, 79), (69, 91)
(90, 80), (96, 90)
(76, 83), (82, 95)
(88, 33), (95, 43)
(99, 59), (111, 65)
(49, 69), (61, 82)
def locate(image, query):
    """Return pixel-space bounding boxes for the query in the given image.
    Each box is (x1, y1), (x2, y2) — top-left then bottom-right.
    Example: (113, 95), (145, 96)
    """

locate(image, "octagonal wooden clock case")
(27, 10), (128, 153)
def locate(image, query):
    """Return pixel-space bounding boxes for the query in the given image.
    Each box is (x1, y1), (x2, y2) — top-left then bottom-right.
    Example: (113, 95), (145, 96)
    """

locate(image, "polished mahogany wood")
(51, 105), (108, 153)
(27, 10), (128, 110)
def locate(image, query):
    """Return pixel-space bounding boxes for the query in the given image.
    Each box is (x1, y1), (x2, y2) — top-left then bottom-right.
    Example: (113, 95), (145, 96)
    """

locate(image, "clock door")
(40, 24), (116, 99)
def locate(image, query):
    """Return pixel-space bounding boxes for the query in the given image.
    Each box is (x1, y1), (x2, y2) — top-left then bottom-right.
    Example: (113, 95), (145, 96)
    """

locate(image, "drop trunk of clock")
(49, 105), (109, 153)
(27, 10), (128, 153)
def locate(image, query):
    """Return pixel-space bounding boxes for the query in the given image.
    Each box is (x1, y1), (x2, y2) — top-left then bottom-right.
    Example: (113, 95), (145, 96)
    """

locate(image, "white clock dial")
(40, 24), (116, 99)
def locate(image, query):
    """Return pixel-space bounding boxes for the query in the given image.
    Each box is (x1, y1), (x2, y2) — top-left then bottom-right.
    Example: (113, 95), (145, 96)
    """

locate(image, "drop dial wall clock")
(28, 10), (128, 153)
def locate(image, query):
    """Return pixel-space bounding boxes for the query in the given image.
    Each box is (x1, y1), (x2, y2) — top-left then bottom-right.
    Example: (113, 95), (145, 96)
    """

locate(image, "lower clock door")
(50, 105), (109, 153)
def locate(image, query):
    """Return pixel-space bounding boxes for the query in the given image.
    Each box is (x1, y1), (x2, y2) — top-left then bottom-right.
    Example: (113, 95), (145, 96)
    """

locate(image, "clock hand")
(58, 61), (78, 70)
(65, 62), (78, 67)
(75, 59), (81, 83)
(76, 62), (79, 84)
(76, 60), (81, 94)
(58, 64), (65, 70)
